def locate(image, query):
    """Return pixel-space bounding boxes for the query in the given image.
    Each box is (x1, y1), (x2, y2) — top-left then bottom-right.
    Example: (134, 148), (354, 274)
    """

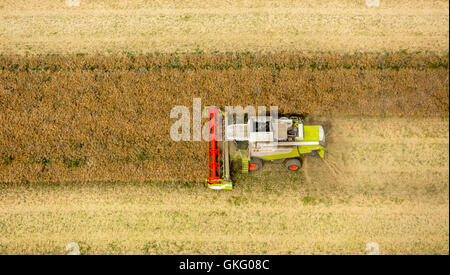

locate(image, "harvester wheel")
(248, 158), (263, 172)
(285, 158), (301, 171)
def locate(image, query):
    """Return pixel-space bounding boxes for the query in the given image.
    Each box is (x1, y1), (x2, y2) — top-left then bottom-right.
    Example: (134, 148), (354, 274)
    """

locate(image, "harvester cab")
(205, 107), (326, 190)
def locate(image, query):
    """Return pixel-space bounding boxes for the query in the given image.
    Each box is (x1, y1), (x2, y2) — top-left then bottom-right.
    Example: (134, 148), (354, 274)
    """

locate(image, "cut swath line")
(322, 158), (348, 185)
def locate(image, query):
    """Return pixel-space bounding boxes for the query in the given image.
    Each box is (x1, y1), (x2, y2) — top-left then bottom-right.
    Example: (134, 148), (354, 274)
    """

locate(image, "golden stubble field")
(0, 0), (448, 54)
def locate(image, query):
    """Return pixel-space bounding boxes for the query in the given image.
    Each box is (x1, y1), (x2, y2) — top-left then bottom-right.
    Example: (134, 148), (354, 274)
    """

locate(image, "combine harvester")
(205, 107), (326, 190)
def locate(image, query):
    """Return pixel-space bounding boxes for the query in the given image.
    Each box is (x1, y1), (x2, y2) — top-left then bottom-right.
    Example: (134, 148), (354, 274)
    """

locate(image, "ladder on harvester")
(205, 107), (233, 190)
(241, 157), (249, 174)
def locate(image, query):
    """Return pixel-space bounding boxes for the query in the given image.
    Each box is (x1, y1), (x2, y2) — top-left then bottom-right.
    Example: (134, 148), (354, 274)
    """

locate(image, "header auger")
(205, 107), (233, 190)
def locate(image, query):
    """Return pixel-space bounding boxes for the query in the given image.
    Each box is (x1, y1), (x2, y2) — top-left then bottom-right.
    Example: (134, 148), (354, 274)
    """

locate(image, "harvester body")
(205, 107), (326, 190)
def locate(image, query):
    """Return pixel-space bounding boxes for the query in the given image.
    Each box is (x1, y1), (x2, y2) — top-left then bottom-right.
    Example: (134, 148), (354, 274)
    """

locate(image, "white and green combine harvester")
(205, 107), (326, 190)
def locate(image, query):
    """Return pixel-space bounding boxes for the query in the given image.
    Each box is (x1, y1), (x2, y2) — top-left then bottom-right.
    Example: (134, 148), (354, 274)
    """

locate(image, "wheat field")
(0, 53), (448, 183)
(0, 0), (448, 254)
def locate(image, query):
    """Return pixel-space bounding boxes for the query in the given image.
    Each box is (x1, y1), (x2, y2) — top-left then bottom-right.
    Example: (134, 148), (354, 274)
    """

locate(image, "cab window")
(255, 121), (271, 132)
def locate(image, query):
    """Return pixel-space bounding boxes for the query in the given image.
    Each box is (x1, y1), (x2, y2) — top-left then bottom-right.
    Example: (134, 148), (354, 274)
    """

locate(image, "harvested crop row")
(0, 53), (448, 183)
